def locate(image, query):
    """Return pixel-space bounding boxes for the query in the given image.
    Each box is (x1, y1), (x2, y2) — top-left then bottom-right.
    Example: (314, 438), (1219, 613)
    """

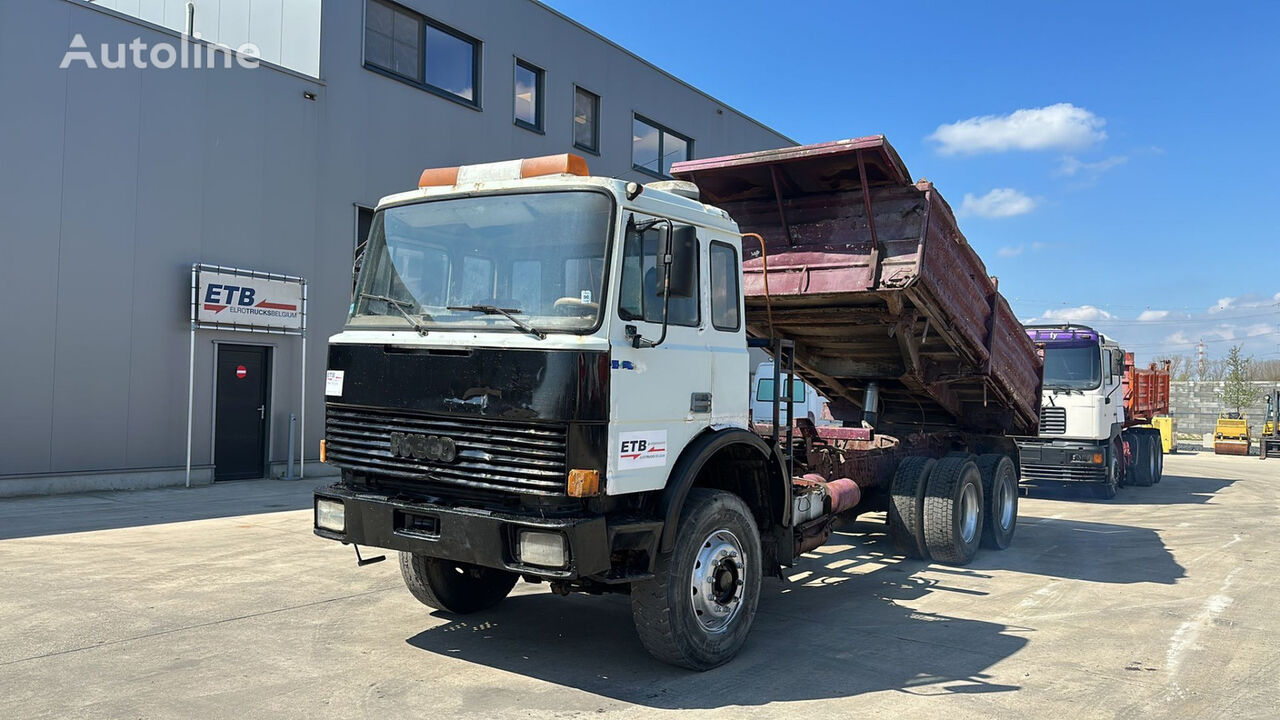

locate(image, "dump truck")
(313, 136), (1042, 670)
(1214, 412), (1251, 456)
(1261, 390), (1280, 460)
(1015, 326), (1169, 498)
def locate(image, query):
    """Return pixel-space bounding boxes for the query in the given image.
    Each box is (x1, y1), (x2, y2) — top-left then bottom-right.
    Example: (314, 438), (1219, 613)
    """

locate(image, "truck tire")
(1093, 455), (1119, 499)
(399, 553), (519, 614)
(1129, 433), (1155, 487)
(922, 457), (984, 565)
(630, 488), (762, 671)
(976, 454), (1018, 550)
(888, 457), (935, 559)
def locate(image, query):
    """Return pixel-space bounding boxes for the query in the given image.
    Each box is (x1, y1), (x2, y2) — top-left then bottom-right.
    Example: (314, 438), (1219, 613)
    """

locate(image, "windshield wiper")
(447, 304), (546, 340)
(358, 293), (428, 336)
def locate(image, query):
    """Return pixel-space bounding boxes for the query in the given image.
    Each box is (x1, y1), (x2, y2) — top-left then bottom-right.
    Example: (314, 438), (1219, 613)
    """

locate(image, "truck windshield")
(1042, 344), (1102, 390)
(350, 191), (613, 334)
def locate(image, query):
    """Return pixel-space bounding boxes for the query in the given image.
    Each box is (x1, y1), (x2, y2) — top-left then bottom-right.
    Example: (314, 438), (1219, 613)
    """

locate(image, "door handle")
(257, 405), (265, 420)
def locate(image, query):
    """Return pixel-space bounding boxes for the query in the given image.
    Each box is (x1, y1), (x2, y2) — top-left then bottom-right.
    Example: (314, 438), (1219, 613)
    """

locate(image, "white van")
(750, 362), (833, 426)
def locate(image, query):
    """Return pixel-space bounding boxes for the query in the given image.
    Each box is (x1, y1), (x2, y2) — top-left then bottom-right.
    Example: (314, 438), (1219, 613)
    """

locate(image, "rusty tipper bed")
(673, 136), (1043, 437)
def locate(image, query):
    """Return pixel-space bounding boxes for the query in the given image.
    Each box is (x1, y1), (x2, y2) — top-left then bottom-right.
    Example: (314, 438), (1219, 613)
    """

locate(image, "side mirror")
(659, 225), (698, 299)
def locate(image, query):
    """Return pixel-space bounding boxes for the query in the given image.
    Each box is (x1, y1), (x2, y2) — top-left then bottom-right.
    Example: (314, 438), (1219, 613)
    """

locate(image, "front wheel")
(399, 553), (519, 614)
(631, 489), (762, 671)
(1093, 456), (1119, 499)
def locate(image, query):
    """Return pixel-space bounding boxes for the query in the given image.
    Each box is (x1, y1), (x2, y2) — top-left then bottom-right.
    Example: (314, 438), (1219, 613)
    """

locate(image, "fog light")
(518, 530), (567, 568)
(567, 469), (600, 497)
(316, 498), (345, 532)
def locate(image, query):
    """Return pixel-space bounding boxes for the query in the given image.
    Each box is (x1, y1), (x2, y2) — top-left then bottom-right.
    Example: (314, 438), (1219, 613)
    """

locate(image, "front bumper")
(1017, 440), (1109, 484)
(313, 483), (611, 579)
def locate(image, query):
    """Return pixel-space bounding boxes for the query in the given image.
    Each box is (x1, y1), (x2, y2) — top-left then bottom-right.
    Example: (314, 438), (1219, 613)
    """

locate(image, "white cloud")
(1036, 305), (1114, 323)
(959, 188), (1038, 218)
(997, 245), (1024, 258)
(1031, 241), (1049, 250)
(928, 103), (1107, 155)
(1137, 309), (1170, 322)
(1057, 154), (1128, 180)
(1165, 331), (1192, 345)
(1209, 297), (1236, 313)
(1245, 323), (1273, 338)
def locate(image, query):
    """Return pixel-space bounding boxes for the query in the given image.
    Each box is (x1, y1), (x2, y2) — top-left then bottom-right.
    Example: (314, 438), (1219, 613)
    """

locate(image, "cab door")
(607, 213), (712, 495)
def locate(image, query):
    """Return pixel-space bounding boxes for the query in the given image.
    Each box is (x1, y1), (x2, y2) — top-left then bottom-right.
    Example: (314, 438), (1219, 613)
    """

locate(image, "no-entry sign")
(235, 365), (247, 379)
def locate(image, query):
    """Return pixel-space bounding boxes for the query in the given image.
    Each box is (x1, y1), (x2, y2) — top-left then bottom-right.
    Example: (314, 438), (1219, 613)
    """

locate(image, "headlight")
(315, 498), (345, 532)
(518, 530), (568, 568)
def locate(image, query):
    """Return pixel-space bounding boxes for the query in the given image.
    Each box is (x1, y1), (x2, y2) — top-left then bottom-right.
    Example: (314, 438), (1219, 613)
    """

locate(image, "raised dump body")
(673, 136), (1042, 436)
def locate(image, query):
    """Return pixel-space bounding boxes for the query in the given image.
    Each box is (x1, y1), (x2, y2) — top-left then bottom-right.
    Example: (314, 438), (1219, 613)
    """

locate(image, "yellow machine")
(1151, 416), (1177, 454)
(1262, 390), (1280, 460)
(1213, 412), (1251, 456)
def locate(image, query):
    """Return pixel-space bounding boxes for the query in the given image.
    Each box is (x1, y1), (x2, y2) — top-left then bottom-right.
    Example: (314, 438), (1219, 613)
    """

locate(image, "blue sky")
(545, 0), (1280, 364)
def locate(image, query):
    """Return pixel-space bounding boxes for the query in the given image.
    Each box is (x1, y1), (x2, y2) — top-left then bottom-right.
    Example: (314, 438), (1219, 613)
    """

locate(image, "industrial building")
(0, 0), (793, 495)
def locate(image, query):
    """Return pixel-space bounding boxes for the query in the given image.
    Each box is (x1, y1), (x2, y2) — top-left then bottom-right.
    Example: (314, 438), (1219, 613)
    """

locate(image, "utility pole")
(1196, 338), (1203, 380)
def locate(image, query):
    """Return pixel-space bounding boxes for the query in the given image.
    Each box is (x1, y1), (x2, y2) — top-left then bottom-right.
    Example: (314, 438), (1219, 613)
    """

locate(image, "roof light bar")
(418, 153), (589, 188)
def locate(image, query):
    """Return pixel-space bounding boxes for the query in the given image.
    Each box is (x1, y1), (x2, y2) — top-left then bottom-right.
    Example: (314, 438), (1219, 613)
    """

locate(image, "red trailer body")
(1124, 354), (1171, 426)
(673, 136), (1042, 438)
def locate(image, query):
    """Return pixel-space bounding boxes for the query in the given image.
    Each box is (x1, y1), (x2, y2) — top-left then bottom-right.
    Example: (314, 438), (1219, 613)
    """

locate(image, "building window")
(709, 241), (741, 331)
(364, 0), (422, 82)
(632, 115), (692, 177)
(426, 22), (479, 104)
(514, 59), (543, 132)
(363, 0), (481, 108)
(573, 86), (600, 154)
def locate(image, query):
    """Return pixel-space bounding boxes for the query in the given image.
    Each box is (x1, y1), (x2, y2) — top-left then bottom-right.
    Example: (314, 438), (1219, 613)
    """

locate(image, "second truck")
(1016, 325), (1170, 498)
(312, 137), (1042, 669)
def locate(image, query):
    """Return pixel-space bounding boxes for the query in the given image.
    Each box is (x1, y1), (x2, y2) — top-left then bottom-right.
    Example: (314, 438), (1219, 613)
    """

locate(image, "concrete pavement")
(1, 453), (1277, 719)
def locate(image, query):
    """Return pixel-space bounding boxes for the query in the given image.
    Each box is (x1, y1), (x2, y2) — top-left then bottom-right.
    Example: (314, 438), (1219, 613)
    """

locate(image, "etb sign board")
(196, 270), (303, 331)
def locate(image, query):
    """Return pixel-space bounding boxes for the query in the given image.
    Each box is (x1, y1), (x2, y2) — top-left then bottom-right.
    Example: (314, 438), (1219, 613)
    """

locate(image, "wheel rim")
(690, 529), (746, 633)
(997, 475), (1015, 531)
(960, 482), (979, 544)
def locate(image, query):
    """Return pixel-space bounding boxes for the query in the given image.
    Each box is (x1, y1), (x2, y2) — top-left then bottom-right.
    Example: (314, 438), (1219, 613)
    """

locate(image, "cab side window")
(709, 241), (740, 331)
(618, 219), (699, 327)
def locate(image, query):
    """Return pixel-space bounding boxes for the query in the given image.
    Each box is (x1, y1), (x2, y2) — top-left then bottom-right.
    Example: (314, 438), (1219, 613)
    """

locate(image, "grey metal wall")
(1170, 381), (1276, 437)
(0, 0), (792, 493)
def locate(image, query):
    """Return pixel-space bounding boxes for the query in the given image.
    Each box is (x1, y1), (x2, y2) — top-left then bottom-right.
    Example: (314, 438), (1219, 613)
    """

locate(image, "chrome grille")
(1039, 406), (1066, 435)
(1021, 462), (1107, 483)
(325, 404), (568, 496)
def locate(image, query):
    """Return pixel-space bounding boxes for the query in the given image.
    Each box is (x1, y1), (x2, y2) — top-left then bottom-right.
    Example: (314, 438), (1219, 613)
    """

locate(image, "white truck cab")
(316, 155), (784, 669)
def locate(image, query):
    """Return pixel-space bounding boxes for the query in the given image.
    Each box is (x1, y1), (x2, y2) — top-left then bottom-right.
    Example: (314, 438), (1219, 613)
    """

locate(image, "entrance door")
(215, 345), (270, 480)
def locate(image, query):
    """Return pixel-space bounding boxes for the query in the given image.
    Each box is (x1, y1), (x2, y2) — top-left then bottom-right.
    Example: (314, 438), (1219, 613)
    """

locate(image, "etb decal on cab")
(618, 430), (667, 470)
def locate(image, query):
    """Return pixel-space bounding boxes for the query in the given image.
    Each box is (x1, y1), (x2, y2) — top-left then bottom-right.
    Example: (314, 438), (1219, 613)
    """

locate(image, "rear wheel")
(1129, 433), (1155, 487)
(888, 457), (935, 559)
(399, 553), (519, 614)
(977, 454), (1018, 550)
(631, 489), (762, 671)
(922, 457), (985, 565)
